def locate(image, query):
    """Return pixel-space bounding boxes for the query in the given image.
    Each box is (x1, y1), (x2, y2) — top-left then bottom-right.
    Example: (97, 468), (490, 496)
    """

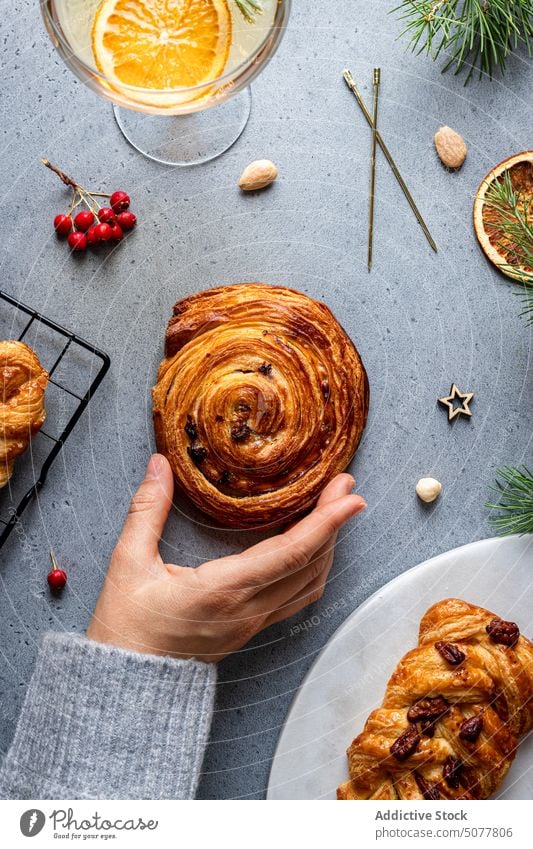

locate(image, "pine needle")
(393, 1), (533, 82)
(487, 466), (533, 536)
(234, 0), (264, 23)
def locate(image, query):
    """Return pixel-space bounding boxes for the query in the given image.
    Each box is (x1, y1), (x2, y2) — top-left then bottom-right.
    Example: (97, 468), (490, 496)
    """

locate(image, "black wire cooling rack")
(0, 290), (110, 550)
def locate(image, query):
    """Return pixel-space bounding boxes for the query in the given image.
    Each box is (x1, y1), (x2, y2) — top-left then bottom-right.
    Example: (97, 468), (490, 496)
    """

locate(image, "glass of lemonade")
(41, 0), (290, 166)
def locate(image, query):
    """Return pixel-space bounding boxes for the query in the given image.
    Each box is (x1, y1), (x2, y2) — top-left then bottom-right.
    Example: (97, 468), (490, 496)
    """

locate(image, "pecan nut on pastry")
(0, 340), (48, 488)
(152, 283), (369, 529)
(337, 598), (533, 800)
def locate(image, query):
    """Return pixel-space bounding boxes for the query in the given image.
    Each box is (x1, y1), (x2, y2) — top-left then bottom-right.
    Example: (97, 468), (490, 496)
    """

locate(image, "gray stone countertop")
(0, 0), (531, 799)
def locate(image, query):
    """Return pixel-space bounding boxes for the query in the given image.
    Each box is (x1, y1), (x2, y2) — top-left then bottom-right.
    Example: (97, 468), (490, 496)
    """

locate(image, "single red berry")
(74, 210), (95, 232)
(54, 214), (72, 237)
(109, 223), (123, 241)
(47, 568), (67, 593)
(68, 231), (88, 251)
(117, 211), (136, 231)
(110, 190), (130, 213)
(94, 222), (113, 242)
(98, 207), (116, 225)
(86, 226), (100, 246)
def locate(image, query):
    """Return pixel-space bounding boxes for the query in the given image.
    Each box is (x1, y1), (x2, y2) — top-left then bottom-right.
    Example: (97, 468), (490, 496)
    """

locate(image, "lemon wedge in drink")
(92, 0), (232, 108)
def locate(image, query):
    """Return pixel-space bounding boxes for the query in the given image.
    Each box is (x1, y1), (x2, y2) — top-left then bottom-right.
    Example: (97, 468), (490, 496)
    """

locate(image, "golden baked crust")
(338, 598), (533, 800)
(152, 283), (369, 528)
(1, 340), (48, 488)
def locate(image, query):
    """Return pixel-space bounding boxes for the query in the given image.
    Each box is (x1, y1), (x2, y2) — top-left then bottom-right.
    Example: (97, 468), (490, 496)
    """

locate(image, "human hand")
(87, 454), (366, 662)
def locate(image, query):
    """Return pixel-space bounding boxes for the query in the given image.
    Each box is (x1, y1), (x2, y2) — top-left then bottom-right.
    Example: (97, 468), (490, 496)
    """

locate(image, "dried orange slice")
(92, 0), (232, 107)
(473, 151), (533, 282)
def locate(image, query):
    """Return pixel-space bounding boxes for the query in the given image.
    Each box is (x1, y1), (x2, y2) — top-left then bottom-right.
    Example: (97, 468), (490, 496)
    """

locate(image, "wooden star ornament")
(438, 383), (474, 421)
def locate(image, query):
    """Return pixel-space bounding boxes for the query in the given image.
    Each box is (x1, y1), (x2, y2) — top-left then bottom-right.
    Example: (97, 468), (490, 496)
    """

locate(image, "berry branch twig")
(41, 158), (78, 190)
(43, 160), (96, 220)
(42, 158), (111, 197)
(67, 192), (83, 217)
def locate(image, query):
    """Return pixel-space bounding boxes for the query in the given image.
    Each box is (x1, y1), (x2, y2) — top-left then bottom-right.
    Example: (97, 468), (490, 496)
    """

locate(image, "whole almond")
(434, 126), (467, 169)
(239, 159), (278, 191)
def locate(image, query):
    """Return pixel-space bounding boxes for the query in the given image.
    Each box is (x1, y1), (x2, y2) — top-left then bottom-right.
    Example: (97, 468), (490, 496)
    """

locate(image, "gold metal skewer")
(368, 68), (381, 271)
(343, 70), (437, 253)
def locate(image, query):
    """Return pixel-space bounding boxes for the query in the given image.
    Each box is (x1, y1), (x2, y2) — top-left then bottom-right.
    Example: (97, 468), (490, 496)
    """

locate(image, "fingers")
(282, 474), (354, 533)
(224, 477), (366, 589)
(316, 473), (355, 506)
(252, 536), (335, 618)
(258, 479), (362, 628)
(118, 454), (174, 563)
(250, 478), (353, 614)
(262, 566), (332, 630)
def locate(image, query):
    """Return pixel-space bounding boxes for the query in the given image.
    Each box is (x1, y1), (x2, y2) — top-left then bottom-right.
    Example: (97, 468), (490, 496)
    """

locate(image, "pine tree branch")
(393, 0), (533, 82)
(487, 467), (533, 536)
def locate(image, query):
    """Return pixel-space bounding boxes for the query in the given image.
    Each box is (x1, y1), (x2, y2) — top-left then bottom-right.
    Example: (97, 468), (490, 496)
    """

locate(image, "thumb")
(119, 454), (174, 561)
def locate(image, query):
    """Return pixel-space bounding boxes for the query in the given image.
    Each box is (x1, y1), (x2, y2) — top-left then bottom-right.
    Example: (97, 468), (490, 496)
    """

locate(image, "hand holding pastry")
(87, 454), (366, 662)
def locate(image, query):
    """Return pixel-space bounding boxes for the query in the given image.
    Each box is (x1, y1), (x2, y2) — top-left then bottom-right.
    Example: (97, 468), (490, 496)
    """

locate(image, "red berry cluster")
(44, 160), (137, 254)
(54, 192), (136, 252)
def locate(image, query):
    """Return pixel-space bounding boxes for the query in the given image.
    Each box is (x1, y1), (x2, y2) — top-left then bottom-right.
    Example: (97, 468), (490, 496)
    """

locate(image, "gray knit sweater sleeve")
(0, 633), (216, 800)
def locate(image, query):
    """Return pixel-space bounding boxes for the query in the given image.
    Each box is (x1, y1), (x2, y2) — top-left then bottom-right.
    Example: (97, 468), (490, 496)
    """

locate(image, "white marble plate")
(267, 536), (533, 800)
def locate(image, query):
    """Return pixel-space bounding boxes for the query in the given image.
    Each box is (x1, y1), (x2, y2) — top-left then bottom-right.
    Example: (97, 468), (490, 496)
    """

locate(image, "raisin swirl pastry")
(1, 341), (48, 488)
(338, 598), (533, 800)
(152, 284), (369, 528)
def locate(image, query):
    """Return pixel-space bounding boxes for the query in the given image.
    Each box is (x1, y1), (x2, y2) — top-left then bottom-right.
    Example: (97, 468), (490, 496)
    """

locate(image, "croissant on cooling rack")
(338, 598), (533, 800)
(152, 283), (369, 528)
(0, 340), (48, 488)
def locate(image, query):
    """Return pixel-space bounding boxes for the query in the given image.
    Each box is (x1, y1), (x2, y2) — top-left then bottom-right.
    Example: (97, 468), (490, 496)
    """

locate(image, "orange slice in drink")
(92, 0), (232, 108)
(473, 151), (533, 283)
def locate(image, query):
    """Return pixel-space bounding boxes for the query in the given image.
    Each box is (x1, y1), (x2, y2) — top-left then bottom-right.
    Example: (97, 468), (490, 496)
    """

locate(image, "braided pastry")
(338, 598), (533, 800)
(152, 283), (369, 528)
(1, 341), (48, 488)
